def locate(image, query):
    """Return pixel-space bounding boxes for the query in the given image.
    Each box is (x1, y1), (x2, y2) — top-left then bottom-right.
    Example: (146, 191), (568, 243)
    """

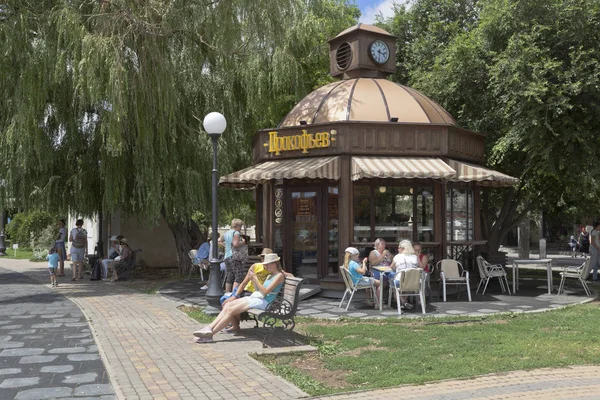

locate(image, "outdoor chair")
(558, 258), (593, 297)
(475, 255), (511, 296)
(339, 266), (379, 311)
(187, 249), (206, 281)
(388, 268), (427, 315)
(437, 259), (472, 302)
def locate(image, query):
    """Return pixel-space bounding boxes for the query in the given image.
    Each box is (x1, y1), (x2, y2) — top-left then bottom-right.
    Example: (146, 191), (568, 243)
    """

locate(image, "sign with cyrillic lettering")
(264, 130), (337, 155)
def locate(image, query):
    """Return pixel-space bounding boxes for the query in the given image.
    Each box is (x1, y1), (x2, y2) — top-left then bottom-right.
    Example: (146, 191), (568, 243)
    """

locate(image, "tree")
(0, 0), (359, 274)
(382, 0), (600, 251)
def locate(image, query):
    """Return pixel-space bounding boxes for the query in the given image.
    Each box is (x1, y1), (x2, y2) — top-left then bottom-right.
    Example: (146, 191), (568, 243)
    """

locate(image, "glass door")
(290, 190), (319, 281)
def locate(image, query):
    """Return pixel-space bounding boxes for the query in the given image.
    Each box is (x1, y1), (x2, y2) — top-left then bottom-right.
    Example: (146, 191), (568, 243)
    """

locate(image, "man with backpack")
(69, 219), (88, 281)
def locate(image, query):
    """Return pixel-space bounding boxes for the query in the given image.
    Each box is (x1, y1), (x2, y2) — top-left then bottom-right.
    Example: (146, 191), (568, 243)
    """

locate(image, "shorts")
(225, 258), (245, 284)
(48, 267), (57, 275)
(242, 295), (269, 310)
(356, 277), (376, 287)
(70, 247), (85, 262)
(220, 291), (251, 305)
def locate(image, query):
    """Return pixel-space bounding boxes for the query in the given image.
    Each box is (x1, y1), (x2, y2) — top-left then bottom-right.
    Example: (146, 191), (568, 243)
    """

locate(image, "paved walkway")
(0, 267), (115, 400)
(2, 257), (600, 400)
(0, 259), (305, 400)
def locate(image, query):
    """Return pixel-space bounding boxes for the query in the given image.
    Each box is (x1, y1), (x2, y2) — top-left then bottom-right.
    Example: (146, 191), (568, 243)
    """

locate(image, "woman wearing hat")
(111, 237), (132, 282)
(344, 247), (380, 308)
(101, 235), (122, 281)
(194, 252), (285, 343)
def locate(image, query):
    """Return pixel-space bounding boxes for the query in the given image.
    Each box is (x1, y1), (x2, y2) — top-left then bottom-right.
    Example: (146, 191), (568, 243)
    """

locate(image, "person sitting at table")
(368, 238), (393, 280)
(412, 242), (430, 272)
(344, 247), (380, 308)
(390, 240), (419, 310)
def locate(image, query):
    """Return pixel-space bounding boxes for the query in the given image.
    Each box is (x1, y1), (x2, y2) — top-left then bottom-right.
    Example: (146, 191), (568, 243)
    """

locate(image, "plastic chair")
(558, 258), (592, 297)
(437, 259), (472, 302)
(339, 266), (378, 311)
(187, 250), (205, 281)
(388, 268), (427, 315)
(475, 255), (511, 295)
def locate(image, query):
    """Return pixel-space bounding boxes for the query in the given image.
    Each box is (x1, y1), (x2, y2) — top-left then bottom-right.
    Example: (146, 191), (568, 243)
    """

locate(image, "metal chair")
(475, 255), (511, 295)
(437, 259), (472, 302)
(388, 268), (427, 314)
(187, 249), (205, 281)
(558, 258), (592, 297)
(339, 266), (378, 311)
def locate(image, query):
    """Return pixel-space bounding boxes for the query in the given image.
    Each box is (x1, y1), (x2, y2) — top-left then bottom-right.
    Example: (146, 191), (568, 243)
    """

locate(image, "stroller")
(568, 236), (579, 257)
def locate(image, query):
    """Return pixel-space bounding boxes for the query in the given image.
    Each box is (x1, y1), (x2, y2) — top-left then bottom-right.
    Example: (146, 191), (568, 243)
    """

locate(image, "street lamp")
(0, 207), (6, 256)
(203, 112), (226, 315)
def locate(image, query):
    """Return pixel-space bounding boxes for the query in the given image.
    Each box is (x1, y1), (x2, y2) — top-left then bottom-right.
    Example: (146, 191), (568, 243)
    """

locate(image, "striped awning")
(219, 156), (340, 188)
(447, 159), (519, 187)
(351, 157), (456, 181)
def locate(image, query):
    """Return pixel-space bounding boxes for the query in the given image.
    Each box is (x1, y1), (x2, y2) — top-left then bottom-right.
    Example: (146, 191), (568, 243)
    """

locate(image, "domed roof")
(278, 78), (456, 128)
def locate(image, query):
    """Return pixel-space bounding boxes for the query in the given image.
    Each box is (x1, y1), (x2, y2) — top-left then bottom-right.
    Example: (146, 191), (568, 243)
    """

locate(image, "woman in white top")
(390, 240), (419, 310)
(55, 219), (67, 277)
(390, 240), (419, 272)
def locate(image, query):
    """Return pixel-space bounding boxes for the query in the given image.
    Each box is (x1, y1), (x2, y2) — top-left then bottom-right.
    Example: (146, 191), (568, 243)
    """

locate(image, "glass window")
(374, 187), (412, 243)
(327, 187), (339, 276)
(416, 187), (434, 242)
(353, 185), (371, 242)
(446, 187), (474, 241)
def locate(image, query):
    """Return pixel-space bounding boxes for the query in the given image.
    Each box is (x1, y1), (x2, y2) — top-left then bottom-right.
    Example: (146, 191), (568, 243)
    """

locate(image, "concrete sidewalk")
(2, 257), (600, 400)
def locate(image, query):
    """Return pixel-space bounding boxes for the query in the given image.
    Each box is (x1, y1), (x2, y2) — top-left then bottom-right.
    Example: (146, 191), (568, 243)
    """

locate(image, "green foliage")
(0, 0), (359, 226)
(381, 0), (600, 247)
(5, 210), (55, 249)
(30, 224), (58, 261)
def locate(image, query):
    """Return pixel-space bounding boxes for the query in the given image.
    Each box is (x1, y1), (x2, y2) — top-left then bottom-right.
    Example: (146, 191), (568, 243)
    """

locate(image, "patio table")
(511, 259), (553, 295)
(372, 266), (393, 310)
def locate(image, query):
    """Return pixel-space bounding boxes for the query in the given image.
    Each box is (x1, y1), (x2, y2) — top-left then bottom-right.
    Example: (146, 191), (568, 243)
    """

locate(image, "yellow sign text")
(264, 130), (336, 155)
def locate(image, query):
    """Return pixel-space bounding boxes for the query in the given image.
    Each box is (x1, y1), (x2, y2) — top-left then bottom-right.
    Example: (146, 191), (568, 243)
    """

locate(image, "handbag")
(231, 244), (248, 263)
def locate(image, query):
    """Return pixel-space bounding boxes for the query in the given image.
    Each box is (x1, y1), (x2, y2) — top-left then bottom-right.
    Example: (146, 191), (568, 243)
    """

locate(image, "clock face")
(369, 40), (390, 64)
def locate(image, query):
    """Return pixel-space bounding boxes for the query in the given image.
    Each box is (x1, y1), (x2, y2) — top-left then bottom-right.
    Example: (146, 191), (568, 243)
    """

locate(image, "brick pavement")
(3, 257), (600, 400)
(0, 267), (115, 400)
(0, 258), (306, 400)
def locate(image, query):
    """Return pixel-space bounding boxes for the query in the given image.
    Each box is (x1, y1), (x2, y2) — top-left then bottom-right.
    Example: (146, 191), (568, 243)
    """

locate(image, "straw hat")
(120, 237), (128, 244)
(260, 248), (273, 255)
(262, 253), (280, 264)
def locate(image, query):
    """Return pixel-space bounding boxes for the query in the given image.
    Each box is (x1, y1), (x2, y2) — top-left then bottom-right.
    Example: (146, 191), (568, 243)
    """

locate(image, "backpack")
(72, 228), (87, 249)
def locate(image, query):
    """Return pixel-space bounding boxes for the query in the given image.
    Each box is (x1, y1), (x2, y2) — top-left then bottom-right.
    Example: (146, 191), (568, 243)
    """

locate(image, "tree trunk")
(165, 219), (194, 276)
(517, 217), (530, 259)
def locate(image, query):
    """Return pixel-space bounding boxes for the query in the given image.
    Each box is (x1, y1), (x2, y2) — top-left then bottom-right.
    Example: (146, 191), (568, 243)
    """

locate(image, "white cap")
(345, 247), (359, 255)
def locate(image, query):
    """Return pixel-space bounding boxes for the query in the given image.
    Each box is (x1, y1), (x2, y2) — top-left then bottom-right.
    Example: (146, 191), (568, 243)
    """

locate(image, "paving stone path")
(0, 267), (115, 400)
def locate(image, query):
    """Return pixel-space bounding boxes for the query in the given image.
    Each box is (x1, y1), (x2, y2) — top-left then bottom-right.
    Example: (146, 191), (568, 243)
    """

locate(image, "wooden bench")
(115, 249), (142, 280)
(246, 277), (304, 344)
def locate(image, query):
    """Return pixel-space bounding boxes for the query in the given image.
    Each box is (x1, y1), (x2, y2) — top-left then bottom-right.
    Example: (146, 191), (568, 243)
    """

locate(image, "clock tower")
(328, 23), (397, 79)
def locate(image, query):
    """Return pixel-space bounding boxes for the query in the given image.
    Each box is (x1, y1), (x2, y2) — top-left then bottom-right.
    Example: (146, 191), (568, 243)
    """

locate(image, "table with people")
(341, 239), (432, 311)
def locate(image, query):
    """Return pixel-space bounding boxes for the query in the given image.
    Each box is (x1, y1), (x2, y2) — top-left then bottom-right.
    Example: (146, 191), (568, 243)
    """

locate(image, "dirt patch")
(340, 345), (381, 357)
(291, 353), (350, 389)
(494, 319), (509, 324)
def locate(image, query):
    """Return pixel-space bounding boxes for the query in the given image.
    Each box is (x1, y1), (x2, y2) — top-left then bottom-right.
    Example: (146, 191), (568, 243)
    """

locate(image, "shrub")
(30, 224), (57, 261)
(6, 210), (56, 249)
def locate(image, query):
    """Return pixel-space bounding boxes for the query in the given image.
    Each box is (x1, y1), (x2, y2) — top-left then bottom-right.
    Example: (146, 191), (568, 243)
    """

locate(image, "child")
(47, 247), (59, 287)
(569, 235), (578, 257)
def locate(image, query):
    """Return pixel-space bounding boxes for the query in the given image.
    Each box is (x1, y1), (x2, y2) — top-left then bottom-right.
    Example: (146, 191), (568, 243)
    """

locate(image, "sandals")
(194, 337), (213, 344)
(71, 278), (76, 281)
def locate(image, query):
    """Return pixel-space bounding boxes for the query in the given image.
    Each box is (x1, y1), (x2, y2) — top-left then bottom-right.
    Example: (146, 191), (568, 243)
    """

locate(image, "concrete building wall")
(116, 215), (178, 268)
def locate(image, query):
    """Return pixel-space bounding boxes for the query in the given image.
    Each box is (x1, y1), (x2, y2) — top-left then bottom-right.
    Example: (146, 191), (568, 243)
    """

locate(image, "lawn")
(2, 248), (35, 260)
(248, 302), (600, 396)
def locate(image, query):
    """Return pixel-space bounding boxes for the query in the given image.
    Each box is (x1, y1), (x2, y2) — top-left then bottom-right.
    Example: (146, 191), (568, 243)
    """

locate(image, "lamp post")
(0, 207), (6, 256)
(203, 112), (226, 315)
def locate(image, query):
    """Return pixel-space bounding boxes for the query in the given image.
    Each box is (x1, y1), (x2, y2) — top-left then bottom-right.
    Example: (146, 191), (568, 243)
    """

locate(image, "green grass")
(254, 303), (600, 396)
(2, 248), (35, 260)
(180, 306), (214, 324)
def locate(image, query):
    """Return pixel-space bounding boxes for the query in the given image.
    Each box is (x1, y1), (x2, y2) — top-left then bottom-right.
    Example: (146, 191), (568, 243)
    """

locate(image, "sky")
(355, 0), (398, 24)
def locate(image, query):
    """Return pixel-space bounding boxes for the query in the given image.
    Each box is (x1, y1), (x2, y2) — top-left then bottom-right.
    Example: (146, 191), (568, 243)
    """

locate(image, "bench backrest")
(270, 276), (304, 317)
